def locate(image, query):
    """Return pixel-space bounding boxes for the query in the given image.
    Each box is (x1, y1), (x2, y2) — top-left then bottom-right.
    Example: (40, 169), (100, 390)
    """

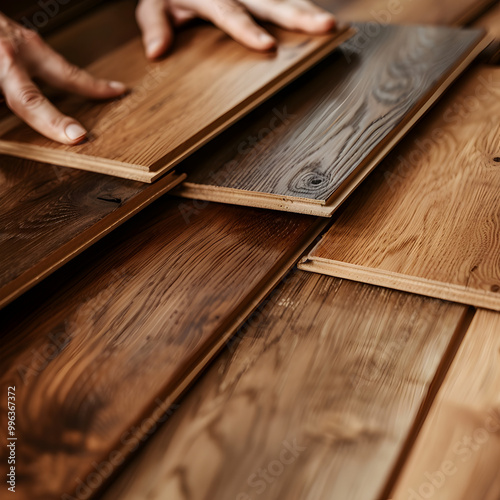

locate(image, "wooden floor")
(0, 0), (499, 499)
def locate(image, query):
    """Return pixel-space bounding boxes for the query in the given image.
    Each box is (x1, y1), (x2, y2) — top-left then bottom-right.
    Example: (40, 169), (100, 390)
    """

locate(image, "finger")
(207, 0), (276, 52)
(240, 0), (336, 34)
(33, 51), (127, 99)
(136, 0), (174, 59)
(18, 30), (127, 99)
(2, 67), (88, 145)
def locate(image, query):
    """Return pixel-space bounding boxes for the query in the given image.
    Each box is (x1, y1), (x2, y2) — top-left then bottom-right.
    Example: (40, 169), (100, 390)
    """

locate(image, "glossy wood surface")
(0, 197), (324, 500)
(175, 25), (486, 215)
(301, 66), (500, 310)
(100, 272), (468, 500)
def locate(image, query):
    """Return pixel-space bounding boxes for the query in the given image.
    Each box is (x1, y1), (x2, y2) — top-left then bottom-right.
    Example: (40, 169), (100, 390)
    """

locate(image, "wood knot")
(288, 164), (331, 197)
(491, 284), (500, 293)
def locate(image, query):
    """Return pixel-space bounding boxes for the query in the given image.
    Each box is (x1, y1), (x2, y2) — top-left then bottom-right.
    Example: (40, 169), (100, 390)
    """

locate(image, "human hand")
(136, 0), (337, 59)
(0, 13), (127, 144)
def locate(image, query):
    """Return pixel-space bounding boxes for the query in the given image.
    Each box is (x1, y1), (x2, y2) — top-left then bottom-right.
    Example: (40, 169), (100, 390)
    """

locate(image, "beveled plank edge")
(456, 0), (500, 26)
(175, 31), (490, 216)
(0, 141), (156, 181)
(0, 171), (186, 310)
(65, 217), (330, 500)
(0, 28), (355, 183)
(298, 257), (500, 311)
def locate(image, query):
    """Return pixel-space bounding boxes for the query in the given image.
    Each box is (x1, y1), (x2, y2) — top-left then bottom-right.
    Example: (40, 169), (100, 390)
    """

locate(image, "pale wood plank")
(0, 17), (352, 181)
(391, 309), (500, 500)
(99, 273), (468, 500)
(175, 25), (486, 215)
(300, 66), (500, 310)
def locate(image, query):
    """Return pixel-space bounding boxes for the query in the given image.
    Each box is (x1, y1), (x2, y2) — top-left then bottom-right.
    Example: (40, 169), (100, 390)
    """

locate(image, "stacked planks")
(0, 0), (499, 500)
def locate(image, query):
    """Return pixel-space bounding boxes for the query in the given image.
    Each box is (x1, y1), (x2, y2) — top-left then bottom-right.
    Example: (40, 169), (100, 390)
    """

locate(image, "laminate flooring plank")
(321, 0), (497, 26)
(98, 272), (468, 500)
(174, 25), (487, 216)
(390, 309), (500, 500)
(0, 18), (353, 181)
(300, 66), (500, 310)
(0, 198), (325, 500)
(0, 2), (177, 311)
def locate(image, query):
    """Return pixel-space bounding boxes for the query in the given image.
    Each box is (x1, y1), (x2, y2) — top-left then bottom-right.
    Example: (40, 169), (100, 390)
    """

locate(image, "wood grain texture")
(320, 0), (497, 26)
(300, 66), (500, 310)
(0, 2), (178, 311)
(0, 20), (352, 181)
(0, 157), (185, 310)
(175, 25), (486, 216)
(99, 272), (468, 500)
(391, 309), (500, 500)
(0, 198), (325, 500)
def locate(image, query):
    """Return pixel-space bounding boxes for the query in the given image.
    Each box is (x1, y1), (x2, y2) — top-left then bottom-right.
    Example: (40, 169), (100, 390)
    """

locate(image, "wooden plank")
(98, 272), (468, 500)
(0, 157), (185, 310)
(300, 66), (500, 311)
(174, 25), (487, 216)
(390, 309), (500, 500)
(0, 2), (177, 311)
(0, 18), (353, 182)
(319, 0), (497, 26)
(0, 198), (326, 500)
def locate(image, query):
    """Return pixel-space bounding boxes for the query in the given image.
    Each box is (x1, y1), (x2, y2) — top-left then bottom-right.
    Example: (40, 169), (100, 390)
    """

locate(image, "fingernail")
(147, 39), (163, 57)
(259, 33), (275, 46)
(108, 81), (127, 92)
(315, 12), (336, 24)
(65, 123), (87, 142)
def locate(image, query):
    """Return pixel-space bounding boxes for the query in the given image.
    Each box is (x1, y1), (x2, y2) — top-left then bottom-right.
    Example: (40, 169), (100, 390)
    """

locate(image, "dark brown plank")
(99, 272), (468, 500)
(175, 24), (486, 215)
(0, 197), (324, 500)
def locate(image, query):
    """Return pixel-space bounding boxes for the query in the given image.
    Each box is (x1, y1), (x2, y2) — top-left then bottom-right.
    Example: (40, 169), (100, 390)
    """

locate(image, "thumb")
(136, 0), (174, 59)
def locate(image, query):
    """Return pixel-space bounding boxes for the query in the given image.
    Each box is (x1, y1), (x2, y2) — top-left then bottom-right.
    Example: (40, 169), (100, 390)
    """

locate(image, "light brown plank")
(98, 272), (468, 500)
(390, 309), (500, 500)
(300, 66), (500, 310)
(0, 18), (352, 181)
(474, 1), (500, 63)
(0, 198), (325, 500)
(174, 25), (487, 216)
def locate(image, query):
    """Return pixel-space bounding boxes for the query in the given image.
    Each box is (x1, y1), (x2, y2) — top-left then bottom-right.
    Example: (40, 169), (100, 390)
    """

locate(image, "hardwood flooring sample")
(391, 310), (500, 500)
(175, 25), (487, 216)
(0, 21), (353, 182)
(0, 198), (325, 500)
(300, 66), (500, 310)
(99, 273), (468, 500)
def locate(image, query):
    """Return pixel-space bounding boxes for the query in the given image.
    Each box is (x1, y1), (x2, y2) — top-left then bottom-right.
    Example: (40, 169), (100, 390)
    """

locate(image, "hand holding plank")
(0, 13), (127, 144)
(135, 0), (337, 58)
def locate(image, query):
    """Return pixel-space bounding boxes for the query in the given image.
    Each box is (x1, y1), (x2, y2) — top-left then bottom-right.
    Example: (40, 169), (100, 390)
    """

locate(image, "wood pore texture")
(0, 21), (353, 182)
(99, 272), (468, 500)
(175, 25), (487, 216)
(0, 198), (325, 500)
(300, 66), (500, 310)
(391, 309), (500, 500)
